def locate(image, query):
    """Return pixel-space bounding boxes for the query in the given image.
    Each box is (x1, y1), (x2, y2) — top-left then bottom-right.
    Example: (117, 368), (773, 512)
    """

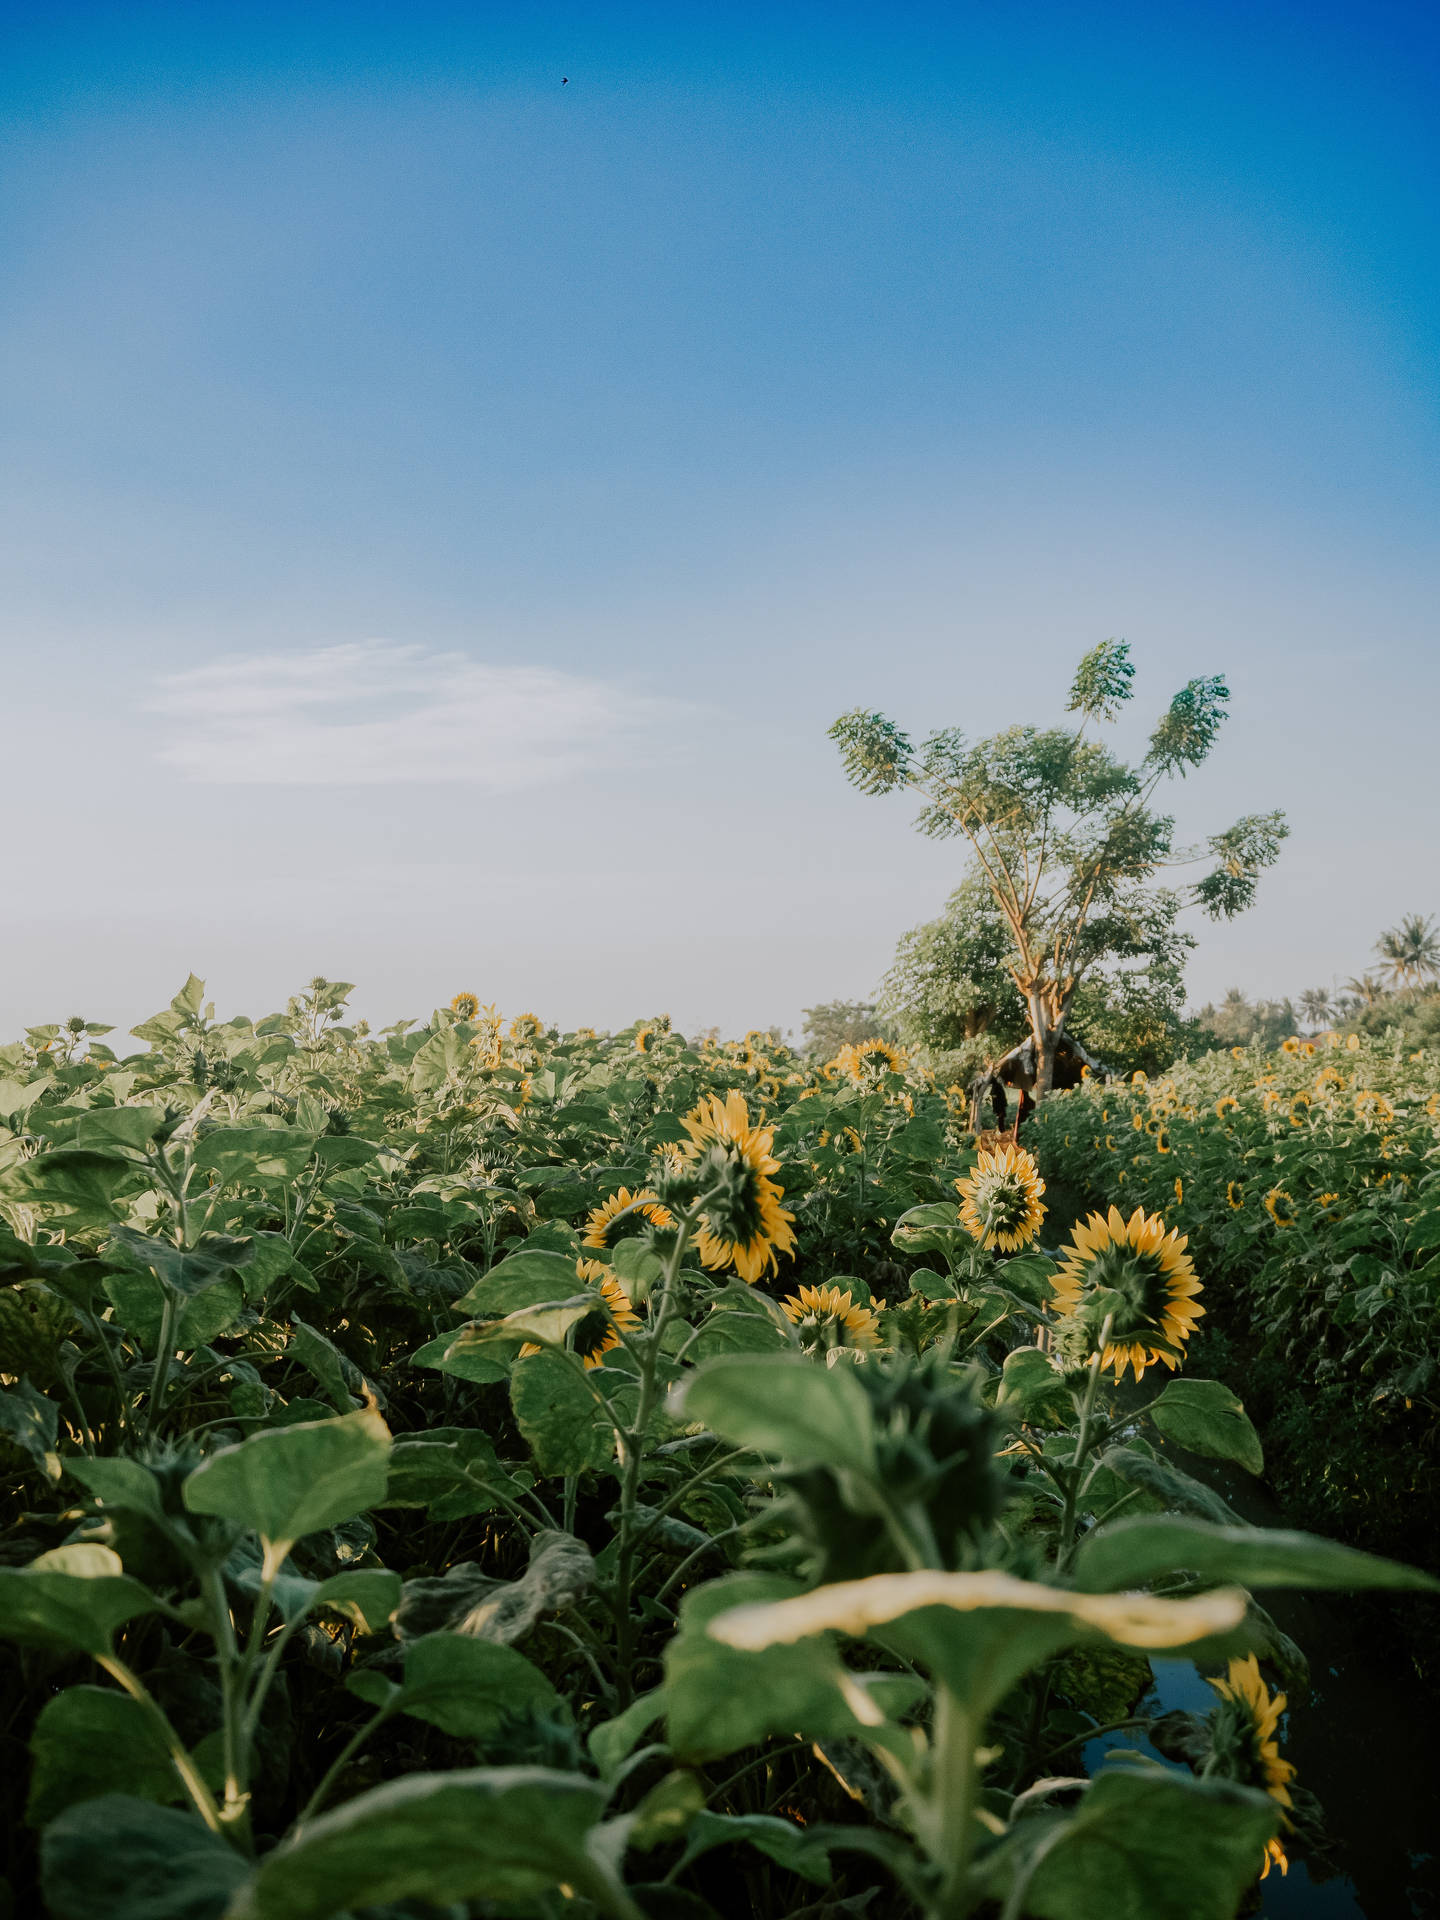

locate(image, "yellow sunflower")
(1132, 1070), (1148, 1085)
(450, 991), (480, 1020)
(1346, 1033), (1361, 1051)
(1049, 1205), (1204, 1382)
(1206, 1655), (1296, 1880)
(828, 1038), (907, 1084)
(1354, 1091), (1395, 1124)
(634, 1026), (653, 1052)
(581, 1187), (675, 1250)
(1281, 1037), (1301, 1055)
(519, 1265), (641, 1370)
(509, 1012), (545, 1043)
(1154, 1129), (1170, 1154)
(1174, 1177), (1183, 1205)
(781, 1283), (883, 1352)
(1232, 1046), (1247, 1059)
(1215, 1096), (1240, 1118)
(681, 1091), (797, 1283)
(955, 1143), (1047, 1253)
(1227, 1181), (1244, 1210)
(1263, 1189), (1296, 1229)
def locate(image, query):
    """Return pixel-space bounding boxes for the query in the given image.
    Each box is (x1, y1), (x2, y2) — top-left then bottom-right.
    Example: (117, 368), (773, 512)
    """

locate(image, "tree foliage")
(831, 642), (1287, 1096)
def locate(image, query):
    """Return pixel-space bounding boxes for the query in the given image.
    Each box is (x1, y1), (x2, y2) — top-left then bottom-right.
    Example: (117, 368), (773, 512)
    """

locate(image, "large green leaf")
(347, 1630), (560, 1737)
(452, 1249), (581, 1316)
(995, 1347), (1072, 1424)
(228, 1767), (610, 1919)
(1093, 1447), (1238, 1526)
(383, 1431), (516, 1519)
(5, 1148), (136, 1227)
(191, 1127), (318, 1190)
(663, 1573), (870, 1763)
(1146, 1378), (1264, 1474)
(1074, 1515), (1440, 1594)
(103, 1273), (244, 1351)
(182, 1411), (391, 1559)
(890, 1201), (965, 1256)
(27, 1687), (186, 1826)
(706, 1569), (1247, 1719)
(0, 1544), (157, 1654)
(409, 1329), (509, 1385)
(676, 1353), (876, 1476)
(69, 1454), (167, 1523)
(41, 1797), (250, 1920)
(510, 1349), (620, 1475)
(1006, 1767), (1279, 1920)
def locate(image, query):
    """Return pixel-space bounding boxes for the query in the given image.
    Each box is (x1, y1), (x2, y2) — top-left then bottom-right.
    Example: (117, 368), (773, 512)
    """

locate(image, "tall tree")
(830, 640), (1287, 1101)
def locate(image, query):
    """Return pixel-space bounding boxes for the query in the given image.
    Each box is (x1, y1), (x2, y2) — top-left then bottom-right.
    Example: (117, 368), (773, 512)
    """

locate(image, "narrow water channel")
(1081, 1449), (1439, 1918)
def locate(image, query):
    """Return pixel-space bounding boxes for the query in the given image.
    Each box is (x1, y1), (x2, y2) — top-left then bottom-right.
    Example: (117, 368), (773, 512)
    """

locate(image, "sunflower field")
(0, 978), (1434, 1920)
(1028, 1031), (1440, 1584)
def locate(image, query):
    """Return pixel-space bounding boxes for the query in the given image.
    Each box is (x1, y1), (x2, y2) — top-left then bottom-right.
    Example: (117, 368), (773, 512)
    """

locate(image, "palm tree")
(1342, 973), (1387, 1008)
(1374, 913), (1440, 990)
(1298, 986), (1333, 1030)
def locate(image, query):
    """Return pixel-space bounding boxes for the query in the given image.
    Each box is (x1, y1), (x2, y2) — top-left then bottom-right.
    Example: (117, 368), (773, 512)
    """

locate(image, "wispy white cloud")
(148, 642), (686, 788)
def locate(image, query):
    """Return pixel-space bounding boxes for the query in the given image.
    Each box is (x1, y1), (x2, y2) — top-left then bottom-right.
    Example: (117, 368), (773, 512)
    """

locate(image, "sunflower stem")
(1056, 1313), (1112, 1573)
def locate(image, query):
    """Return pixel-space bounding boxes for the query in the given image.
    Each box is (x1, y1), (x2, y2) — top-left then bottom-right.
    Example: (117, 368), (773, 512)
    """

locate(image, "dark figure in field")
(967, 1033), (1109, 1133)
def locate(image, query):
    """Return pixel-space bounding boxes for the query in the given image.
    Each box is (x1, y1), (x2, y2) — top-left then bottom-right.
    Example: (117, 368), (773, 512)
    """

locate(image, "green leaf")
(68, 1455), (167, 1523)
(890, 1201), (965, 1256)
(383, 1431), (515, 1518)
(1005, 1767), (1278, 1920)
(228, 1767), (609, 1919)
(311, 1136), (381, 1171)
(588, 1688), (667, 1780)
(5, 1149), (136, 1227)
(1073, 1515), (1440, 1595)
(286, 1316), (367, 1413)
(27, 1688), (185, 1826)
(309, 1569), (402, 1633)
(1095, 1447), (1240, 1527)
(409, 1329), (510, 1385)
(191, 1127), (318, 1189)
(451, 1249), (581, 1316)
(995, 1348), (1071, 1425)
(102, 1273), (244, 1352)
(0, 1378), (61, 1480)
(511, 1349), (620, 1475)
(72, 1108), (166, 1154)
(349, 1631), (560, 1738)
(464, 1296), (596, 1350)
(676, 1353), (876, 1476)
(182, 1410), (391, 1560)
(0, 1545), (157, 1654)
(41, 1796), (250, 1920)
(1405, 1210), (1440, 1253)
(454, 1529), (593, 1644)
(1147, 1379), (1264, 1474)
(109, 1226), (254, 1299)
(663, 1573), (868, 1763)
(671, 1810), (839, 1887)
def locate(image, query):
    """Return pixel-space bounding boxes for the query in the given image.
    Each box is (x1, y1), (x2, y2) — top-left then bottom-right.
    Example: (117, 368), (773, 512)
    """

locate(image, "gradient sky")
(2, 1), (1437, 1041)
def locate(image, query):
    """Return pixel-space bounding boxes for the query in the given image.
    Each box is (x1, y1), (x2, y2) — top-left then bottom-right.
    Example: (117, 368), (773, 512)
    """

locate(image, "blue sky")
(2, 1), (1437, 1038)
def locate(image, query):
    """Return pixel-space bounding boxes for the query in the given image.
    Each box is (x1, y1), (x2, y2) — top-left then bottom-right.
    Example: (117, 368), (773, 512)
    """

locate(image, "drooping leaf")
(41, 1796), (250, 1920)
(1146, 1379), (1264, 1475)
(1093, 1447), (1240, 1526)
(589, 1688), (668, 1780)
(228, 1767), (609, 1919)
(108, 1226), (255, 1299)
(455, 1529), (594, 1643)
(182, 1410), (391, 1558)
(1073, 1515), (1440, 1595)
